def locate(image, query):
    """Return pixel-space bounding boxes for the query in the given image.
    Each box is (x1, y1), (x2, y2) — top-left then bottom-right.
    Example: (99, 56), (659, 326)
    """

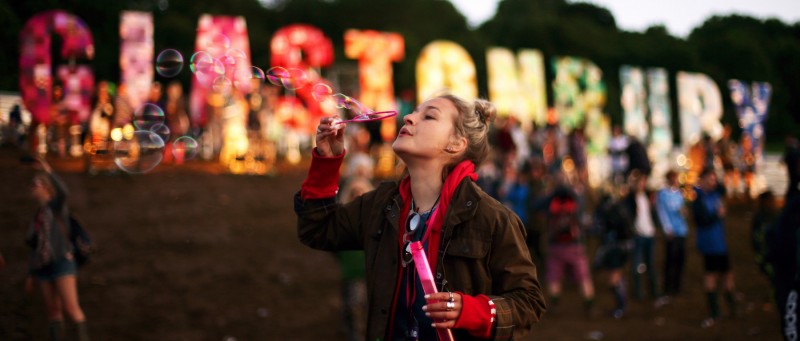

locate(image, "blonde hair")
(436, 94), (497, 177)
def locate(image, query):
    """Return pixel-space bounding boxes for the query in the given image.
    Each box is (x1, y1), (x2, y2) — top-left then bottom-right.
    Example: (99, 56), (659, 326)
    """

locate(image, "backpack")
(68, 215), (93, 267)
(548, 194), (580, 243)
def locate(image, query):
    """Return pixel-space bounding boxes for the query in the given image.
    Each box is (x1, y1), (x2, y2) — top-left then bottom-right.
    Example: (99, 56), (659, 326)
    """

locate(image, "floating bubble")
(150, 123), (170, 143)
(332, 93), (368, 116)
(266, 66), (289, 87)
(113, 130), (165, 174)
(172, 135), (199, 160)
(311, 83), (333, 102)
(222, 48), (247, 68)
(250, 66), (266, 81)
(155, 49), (183, 77)
(283, 68), (309, 90)
(233, 66), (265, 91)
(133, 103), (165, 131)
(193, 56), (225, 88)
(265, 67), (309, 90)
(190, 51), (213, 73)
(212, 76), (233, 94)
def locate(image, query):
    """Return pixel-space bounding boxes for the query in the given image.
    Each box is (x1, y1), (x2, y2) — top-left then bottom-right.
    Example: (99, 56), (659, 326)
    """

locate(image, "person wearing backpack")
(25, 157), (90, 341)
(593, 188), (635, 319)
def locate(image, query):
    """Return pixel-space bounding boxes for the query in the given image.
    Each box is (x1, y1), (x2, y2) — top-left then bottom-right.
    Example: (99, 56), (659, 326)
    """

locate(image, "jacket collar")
(382, 178), (483, 236)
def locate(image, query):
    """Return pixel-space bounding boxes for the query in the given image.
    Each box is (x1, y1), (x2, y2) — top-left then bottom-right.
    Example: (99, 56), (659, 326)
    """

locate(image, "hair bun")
(473, 99), (497, 125)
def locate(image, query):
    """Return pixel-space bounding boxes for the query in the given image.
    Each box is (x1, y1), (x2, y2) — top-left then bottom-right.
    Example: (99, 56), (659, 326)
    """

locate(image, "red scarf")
(397, 160), (478, 272)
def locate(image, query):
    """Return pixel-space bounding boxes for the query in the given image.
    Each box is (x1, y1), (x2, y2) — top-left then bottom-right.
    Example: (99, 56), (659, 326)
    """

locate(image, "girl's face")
(392, 97), (459, 161)
(31, 178), (51, 204)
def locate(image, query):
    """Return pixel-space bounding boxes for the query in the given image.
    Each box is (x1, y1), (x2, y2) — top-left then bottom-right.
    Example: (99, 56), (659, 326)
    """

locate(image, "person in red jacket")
(295, 93), (546, 340)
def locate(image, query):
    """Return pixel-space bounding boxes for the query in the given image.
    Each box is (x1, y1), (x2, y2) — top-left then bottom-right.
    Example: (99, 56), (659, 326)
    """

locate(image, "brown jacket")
(295, 179), (547, 340)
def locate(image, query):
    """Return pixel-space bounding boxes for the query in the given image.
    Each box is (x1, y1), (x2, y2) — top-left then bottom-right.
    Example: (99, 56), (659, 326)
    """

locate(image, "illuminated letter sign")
(416, 41), (477, 101)
(677, 71), (723, 146)
(344, 29), (404, 141)
(270, 24), (335, 133)
(19, 10), (94, 124)
(729, 79), (771, 192)
(486, 47), (547, 127)
(190, 15), (253, 126)
(120, 11), (153, 111)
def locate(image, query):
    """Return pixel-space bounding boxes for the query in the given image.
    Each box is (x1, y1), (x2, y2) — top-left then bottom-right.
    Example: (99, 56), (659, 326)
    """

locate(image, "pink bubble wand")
(409, 241), (455, 341)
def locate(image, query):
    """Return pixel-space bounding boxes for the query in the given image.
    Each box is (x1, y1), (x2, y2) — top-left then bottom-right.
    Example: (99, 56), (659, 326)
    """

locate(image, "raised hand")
(315, 116), (346, 157)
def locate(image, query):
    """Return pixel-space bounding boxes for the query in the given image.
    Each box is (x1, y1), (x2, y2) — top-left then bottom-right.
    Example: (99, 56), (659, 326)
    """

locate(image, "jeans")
(631, 236), (658, 299)
(663, 237), (686, 295)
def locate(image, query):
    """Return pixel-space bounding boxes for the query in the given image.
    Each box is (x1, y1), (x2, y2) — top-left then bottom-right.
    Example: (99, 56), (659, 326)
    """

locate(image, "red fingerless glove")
(300, 148), (345, 200)
(453, 293), (494, 339)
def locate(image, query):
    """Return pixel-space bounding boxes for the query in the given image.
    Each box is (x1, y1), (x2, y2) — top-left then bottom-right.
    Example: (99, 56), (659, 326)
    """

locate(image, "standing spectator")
(739, 134), (756, 197)
(541, 124), (565, 175)
(656, 170), (689, 296)
(693, 168), (737, 327)
(25, 157), (90, 341)
(493, 116), (516, 159)
(765, 194), (800, 341)
(501, 161), (531, 236)
(593, 189), (635, 319)
(475, 150), (502, 200)
(717, 125), (740, 196)
(701, 134), (718, 172)
(783, 136), (800, 202)
(545, 184), (595, 317)
(162, 81), (190, 164)
(608, 125), (630, 185)
(525, 157), (550, 265)
(112, 83), (133, 129)
(50, 85), (70, 158)
(508, 115), (531, 166)
(752, 191), (779, 297)
(625, 173), (660, 300)
(337, 176), (373, 341)
(625, 136), (651, 177)
(6, 103), (25, 147)
(568, 127), (589, 187)
(86, 81), (114, 173)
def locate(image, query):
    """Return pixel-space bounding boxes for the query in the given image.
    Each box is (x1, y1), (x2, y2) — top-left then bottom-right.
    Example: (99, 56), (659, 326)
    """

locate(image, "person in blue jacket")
(692, 167), (736, 328)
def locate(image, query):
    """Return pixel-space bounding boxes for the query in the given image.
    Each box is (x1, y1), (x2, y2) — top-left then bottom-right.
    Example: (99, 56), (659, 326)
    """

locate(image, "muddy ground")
(0, 145), (782, 340)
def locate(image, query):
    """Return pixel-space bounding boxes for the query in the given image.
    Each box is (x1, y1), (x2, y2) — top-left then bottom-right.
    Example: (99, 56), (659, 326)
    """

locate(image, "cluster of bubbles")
(120, 34), (269, 174)
(154, 33), (266, 95)
(135, 35), (394, 174)
(265, 66), (379, 121)
(113, 103), (199, 174)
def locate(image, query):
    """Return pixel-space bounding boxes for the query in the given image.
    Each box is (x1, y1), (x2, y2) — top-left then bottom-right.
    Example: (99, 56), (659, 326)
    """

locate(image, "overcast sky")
(448, 0), (800, 38)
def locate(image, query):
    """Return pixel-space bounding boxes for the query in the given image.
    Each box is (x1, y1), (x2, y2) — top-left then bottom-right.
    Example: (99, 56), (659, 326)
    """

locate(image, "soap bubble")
(155, 49), (183, 77)
(172, 136), (199, 160)
(113, 130), (165, 174)
(133, 103), (165, 131)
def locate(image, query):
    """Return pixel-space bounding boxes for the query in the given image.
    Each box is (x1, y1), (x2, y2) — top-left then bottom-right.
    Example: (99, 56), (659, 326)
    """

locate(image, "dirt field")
(0, 145), (783, 340)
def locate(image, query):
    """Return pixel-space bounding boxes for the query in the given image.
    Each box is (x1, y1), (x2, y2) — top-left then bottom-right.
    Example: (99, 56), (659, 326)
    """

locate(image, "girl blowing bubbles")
(294, 94), (546, 340)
